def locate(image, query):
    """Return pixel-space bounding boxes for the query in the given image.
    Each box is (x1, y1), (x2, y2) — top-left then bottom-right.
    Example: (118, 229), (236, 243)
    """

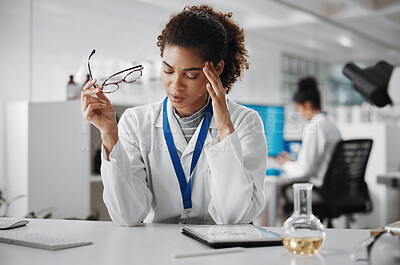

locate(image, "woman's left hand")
(203, 61), (235, 141)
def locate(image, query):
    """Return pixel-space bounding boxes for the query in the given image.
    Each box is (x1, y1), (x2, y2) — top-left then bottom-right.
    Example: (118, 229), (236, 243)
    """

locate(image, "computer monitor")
(243, 104), (285, 157)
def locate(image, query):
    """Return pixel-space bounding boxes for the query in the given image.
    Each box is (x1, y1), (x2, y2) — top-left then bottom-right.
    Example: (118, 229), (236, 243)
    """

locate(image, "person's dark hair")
(157, 5), (249, 93)
(293, 76), (321, 110)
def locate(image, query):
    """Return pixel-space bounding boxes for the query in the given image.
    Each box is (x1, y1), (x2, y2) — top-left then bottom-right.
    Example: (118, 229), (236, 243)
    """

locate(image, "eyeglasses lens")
(124, 69), (142, 83)
(101, 83), (119, 93)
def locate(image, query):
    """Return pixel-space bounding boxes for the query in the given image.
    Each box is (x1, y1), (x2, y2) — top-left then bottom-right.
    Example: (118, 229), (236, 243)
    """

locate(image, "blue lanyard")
(162, 97), (213, 209)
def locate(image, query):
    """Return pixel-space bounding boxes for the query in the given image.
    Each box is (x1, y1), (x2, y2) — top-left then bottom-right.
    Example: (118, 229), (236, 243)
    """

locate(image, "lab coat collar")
(310, 111), (326, 121)
(154, 97), (219, 129)
(154, 97), (221, 154)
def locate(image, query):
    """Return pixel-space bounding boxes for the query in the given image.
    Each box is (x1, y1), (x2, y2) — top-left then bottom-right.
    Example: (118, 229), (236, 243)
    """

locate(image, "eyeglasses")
(87, 49), (144, 93)
(351, 230), (399, 263)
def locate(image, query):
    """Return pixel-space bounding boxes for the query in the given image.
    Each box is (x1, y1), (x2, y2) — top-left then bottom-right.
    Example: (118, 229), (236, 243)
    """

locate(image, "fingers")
(279, 151), (288, 156)
(276, 157), (284, 166)
(82, 79), (110, 103)
(81, 94), (107, 113)
(203, 62), (225, 96)
(282, 151), (291, 159)
(203, 62), (220, 95)
(82, 101), (107, 121)
(82, 78), (97, 91)
(81, 79), (100, 110)
(96, 90), (111, 103)
(81, 78), (110, 112)
(81, 83), (107, 113)
(81, 81), (101, 97)
(81, 79), (105, 101)
(204, 84), (213, 103)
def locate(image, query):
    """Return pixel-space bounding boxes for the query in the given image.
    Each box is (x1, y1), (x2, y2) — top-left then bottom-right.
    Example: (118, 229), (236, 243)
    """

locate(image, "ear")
(215, 60), (225, 76)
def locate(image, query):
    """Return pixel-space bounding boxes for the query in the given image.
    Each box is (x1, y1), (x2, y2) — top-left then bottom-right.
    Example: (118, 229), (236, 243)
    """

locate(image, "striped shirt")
(173, 103), (207, 143)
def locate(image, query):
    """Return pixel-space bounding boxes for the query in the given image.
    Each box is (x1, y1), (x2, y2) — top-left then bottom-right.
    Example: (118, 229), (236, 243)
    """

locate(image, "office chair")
(283, 139), (373, 228)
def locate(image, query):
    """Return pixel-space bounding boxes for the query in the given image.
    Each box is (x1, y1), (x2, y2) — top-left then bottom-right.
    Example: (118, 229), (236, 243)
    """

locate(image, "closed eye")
(185, 73), (199, 80)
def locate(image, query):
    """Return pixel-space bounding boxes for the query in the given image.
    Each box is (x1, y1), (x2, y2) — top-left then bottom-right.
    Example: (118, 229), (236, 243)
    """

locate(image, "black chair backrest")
(319, 139), (373, 213)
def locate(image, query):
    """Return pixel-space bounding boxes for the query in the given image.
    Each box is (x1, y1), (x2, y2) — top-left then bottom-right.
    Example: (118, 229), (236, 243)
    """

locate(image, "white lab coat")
(100, 98), (267, 226)
(282, 112), (342, 187)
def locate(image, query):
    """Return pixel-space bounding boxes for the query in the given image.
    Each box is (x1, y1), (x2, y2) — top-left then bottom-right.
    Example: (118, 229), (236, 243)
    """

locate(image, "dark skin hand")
(81, 79), (118, 160)
(203, 61), (235, 141)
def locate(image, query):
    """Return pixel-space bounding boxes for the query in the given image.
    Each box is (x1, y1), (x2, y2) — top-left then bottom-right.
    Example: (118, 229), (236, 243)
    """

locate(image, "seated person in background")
(277, 76), (342, 195)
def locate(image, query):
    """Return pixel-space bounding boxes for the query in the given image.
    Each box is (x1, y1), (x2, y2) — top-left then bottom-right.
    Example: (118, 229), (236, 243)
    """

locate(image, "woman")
(81, 5), (267, 226)
(277, 76), (342, 188)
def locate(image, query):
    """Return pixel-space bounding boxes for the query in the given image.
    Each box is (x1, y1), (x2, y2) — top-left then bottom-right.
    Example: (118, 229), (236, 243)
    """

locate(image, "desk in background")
(378, 172), (400, 188)
(264, 174), (305, 227)
(0, 219), (370, 265)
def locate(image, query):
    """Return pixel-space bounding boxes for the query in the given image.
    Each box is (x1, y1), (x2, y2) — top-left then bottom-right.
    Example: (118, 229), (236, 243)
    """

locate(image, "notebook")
(182, 224), (282, 248)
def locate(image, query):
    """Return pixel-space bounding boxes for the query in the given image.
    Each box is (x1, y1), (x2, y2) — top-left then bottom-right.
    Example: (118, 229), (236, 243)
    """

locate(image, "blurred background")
(1, 0), (400, 228)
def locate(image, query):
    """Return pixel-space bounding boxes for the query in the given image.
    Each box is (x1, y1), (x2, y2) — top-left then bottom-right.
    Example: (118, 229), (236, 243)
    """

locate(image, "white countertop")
(0, 218), (371, 265)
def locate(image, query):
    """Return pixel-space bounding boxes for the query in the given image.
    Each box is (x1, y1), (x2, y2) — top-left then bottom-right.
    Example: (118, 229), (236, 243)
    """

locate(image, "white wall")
(1, 0), (332, 102)
(231, 30), (332, 105)
(0, 0), (31, 192)
(0, 104), (5, 191)
(230, 32), (283, 105)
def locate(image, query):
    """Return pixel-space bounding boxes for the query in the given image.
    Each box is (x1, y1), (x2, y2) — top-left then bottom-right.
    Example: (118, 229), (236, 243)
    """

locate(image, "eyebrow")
(162, 61), (203, 71)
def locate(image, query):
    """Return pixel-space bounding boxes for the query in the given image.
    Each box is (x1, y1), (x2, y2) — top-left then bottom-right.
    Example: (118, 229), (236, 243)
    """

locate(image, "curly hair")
(157, 5), (249, 93)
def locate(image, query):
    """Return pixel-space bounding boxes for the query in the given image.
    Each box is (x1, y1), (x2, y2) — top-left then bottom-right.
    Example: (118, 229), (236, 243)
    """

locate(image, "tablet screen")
(183, 224), (281, 243)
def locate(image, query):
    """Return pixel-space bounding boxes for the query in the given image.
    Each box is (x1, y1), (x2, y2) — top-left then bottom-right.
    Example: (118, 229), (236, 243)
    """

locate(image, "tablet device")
(182, 224), (282, 248)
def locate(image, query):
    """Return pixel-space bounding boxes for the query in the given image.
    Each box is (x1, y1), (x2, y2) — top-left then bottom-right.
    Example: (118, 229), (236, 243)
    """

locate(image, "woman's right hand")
(81, 79), (119, 157)
(276, 151), (293, 165)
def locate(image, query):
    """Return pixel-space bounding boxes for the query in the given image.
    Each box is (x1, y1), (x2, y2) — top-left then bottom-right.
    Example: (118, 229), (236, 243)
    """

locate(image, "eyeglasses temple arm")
(87, 49), (96, 88)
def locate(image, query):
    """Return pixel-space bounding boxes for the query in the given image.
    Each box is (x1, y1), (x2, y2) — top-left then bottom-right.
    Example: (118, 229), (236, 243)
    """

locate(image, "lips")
(170, 94), (185, 103)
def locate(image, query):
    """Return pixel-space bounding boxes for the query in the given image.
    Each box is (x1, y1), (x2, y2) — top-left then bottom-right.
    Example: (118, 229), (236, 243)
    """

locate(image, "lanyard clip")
(179, 209), (191, 224)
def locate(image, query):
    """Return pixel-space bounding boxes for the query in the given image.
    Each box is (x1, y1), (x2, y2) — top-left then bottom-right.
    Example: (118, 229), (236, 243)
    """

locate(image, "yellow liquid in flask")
(282, 236), (324, 255)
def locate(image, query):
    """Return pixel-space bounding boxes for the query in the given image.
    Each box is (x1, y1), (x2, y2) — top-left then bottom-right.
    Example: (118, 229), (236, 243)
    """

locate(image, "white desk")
(377, 172), (400, 188)
(0, 219), (370, 265)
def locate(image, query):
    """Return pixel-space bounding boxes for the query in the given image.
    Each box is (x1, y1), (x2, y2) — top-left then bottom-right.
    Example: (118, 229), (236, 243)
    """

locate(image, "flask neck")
(293, 184), (313, 216)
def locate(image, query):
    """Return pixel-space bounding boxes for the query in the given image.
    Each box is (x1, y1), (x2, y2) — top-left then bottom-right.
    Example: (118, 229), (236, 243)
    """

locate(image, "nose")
(171, 74), (185, 91)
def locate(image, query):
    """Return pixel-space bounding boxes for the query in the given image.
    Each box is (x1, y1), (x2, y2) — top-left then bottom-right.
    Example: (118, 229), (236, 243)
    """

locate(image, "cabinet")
(89, 104), (130, 221)
(4, 82), (166, 220)
(5, 100), (136, 221)
(337, 122), (400, 228)
(6, 101), (90, 219)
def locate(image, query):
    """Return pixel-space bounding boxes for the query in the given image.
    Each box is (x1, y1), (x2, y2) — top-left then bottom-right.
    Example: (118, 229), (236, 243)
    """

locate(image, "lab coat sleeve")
(282, 122), (319, 178)
(205, 111), (267, 224)
(100, 111), (152, 226)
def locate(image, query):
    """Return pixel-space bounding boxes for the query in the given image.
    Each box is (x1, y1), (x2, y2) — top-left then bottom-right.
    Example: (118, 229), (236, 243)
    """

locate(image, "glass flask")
(282, 183), (325, 255)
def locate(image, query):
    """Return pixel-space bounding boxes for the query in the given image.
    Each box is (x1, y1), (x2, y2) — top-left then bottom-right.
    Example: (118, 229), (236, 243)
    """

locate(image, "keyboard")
(0, 231), (93, 250)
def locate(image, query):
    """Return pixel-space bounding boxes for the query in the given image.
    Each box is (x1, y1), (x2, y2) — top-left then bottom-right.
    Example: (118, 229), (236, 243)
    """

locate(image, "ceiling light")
(338, 36), (353, 48)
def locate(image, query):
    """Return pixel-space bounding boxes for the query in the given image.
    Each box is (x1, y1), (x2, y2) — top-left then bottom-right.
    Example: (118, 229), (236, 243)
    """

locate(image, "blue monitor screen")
(243, 104), (285, 157)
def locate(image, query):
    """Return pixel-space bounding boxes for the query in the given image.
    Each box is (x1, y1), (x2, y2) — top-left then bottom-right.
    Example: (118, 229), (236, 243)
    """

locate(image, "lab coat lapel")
(155, 98), (188, 154)
(155, 97), (228, 157)
(183, 97), (231, 158)
(183, 114), (218, 159)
